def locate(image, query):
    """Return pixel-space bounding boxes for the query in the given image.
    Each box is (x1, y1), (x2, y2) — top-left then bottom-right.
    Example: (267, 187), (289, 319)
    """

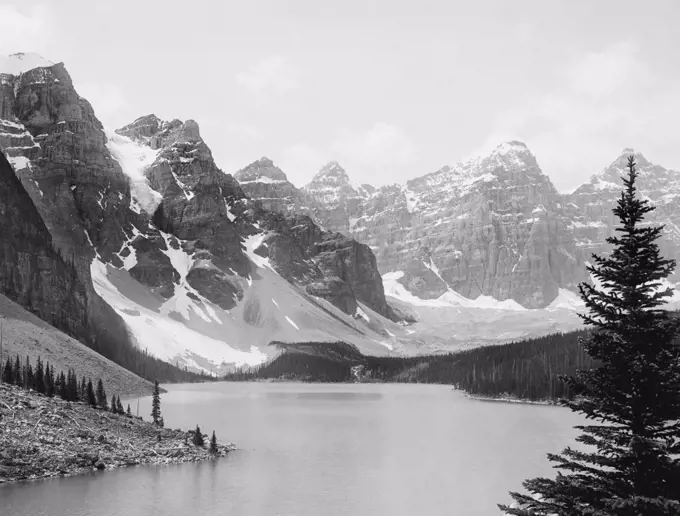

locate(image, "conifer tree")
(126, 404), (132, 417)
(80, 376), (87, 401)
(116, 397), (124, 415)
(96, 379), (108, 410)
(35, 357), (45, 394)
(151, 380), (162, 425)
(25, 360), (34, 390)
(110, 395), (117, 413)
(192, 425), (204, 446)
(58, 372), (68, 400)
(13, 355), (21, 387)
(86, 379), (97, 407)
(45, 363), (55, 397)
(68, 370), (79, 402)
(2, 357), (12, 384)
(209, 431), (218, 454)
(500, 156), (680, 515)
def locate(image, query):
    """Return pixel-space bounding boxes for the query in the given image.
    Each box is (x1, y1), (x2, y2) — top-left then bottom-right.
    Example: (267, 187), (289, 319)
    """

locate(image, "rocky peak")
(308, 161), (352, 187)
(467, 141), (539, 176)
(577, 149), (668, 194)
(234, 157), (289, 183)
(115, 114), (163, 144)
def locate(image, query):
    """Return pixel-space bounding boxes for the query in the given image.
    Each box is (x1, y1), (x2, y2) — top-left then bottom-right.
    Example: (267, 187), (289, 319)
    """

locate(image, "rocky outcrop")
(254, 212), (393, 319)
(234, 157), (310, 215)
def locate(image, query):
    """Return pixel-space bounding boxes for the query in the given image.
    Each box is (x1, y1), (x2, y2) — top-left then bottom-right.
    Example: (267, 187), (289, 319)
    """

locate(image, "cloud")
(330, 122), (416, 167)
(0, 4), (51, 55)
(279, 143), (327, 185)
(236, 56), (299, 94)
(472, 42), (680, 192)
(77, 82), (126, 125)
(225, 123), (262, 140)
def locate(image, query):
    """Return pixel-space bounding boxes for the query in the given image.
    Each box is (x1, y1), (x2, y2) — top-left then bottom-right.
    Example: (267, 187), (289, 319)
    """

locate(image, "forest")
(224, 331), (596, 401)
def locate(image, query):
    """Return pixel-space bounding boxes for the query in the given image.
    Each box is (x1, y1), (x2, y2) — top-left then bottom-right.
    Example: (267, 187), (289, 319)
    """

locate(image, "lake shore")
(462, 392), (558, 406)
(0, 383), (234, 485)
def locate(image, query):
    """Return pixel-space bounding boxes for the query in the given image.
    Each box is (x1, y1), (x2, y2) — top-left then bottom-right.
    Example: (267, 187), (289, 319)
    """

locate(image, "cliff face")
(0, 57), (141, 366)
(276, 143), (585, 308)
(0, 150), (88, 335)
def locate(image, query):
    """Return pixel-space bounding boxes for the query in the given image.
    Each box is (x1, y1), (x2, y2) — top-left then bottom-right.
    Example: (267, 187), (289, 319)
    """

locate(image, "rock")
(234, 157), (310, 215)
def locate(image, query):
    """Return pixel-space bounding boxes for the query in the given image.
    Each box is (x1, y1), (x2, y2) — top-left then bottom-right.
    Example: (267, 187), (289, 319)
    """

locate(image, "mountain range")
(2, 52), (679, 374)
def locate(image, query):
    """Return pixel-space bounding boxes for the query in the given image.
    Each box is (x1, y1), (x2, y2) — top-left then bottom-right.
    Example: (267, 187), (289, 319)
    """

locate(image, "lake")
(2, 382), (583, 516)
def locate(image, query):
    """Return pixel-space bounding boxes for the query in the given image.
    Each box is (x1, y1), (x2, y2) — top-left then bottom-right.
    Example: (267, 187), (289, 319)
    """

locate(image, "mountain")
(302, 161), (373, 233)
(0, 54), (402, 374)
(234, 157), (309, 216)
(283, 142), (585, 309)
(567, 149), (680, 283)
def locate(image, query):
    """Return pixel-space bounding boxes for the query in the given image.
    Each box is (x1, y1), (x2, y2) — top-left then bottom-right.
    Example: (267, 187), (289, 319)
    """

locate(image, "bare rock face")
(0, 150), (89, 336)
(254, 212), (393, 319)
(112, 114), (394, 319)
(0, 57), (140, 366)
(234, 157), (309, 215)
(295, 143), (586, 308)
(567, 149), (680, 282)
(302, 161), (373, 233)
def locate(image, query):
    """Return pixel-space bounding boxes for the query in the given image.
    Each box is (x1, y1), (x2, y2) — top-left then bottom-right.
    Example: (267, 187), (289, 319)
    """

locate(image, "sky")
(2, 0), (680, 192)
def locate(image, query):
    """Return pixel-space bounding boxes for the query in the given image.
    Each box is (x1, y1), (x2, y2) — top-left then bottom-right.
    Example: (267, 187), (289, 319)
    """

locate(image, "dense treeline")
(2, 353), (133, 415)
(225, 331), (597, 401)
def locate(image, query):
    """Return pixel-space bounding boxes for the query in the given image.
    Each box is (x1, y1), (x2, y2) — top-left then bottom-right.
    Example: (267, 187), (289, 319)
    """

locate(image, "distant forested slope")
(225, 331), (596, 401)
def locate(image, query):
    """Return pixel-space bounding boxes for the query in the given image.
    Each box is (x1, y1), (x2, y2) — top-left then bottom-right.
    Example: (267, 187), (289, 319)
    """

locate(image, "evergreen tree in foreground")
(500, 156), (680, 515)
(209, 431), (218, 454)
(126, 404), (132, 417)
(151, 380), (162, 426)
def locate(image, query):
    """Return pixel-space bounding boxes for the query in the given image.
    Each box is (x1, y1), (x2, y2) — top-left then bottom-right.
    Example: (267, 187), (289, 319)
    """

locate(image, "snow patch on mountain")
(90, 258), (265, 372)
(105, 129), (162, 214)
(0, 53), (54, 76)
(547, 289), (585, 311)
(382, 271), (526, 311)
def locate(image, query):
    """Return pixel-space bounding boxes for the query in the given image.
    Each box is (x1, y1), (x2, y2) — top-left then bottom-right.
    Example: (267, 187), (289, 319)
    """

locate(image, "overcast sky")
(2, 0), (679, 192)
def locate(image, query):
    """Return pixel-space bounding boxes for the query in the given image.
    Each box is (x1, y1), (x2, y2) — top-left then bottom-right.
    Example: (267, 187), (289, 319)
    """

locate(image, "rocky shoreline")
(0, 383), (234, 484)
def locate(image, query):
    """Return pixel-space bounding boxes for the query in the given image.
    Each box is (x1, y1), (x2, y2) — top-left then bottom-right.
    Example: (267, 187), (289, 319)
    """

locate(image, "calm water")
(2, 382), (582, 516)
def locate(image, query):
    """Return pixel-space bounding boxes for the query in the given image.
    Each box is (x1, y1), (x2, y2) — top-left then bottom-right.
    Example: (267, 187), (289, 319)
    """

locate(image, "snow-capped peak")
(234, 156), (289, 183)
(313, 161), (349, 182)
(0, 52), (54, 76)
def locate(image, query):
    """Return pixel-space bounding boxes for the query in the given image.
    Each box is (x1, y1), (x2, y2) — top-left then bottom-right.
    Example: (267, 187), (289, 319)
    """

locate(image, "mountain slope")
(0, 294), (152, 396)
